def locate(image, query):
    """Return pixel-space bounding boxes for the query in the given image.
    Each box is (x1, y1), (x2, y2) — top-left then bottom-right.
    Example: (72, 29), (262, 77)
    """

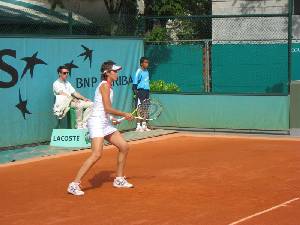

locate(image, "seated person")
(53, 66), (93, 129)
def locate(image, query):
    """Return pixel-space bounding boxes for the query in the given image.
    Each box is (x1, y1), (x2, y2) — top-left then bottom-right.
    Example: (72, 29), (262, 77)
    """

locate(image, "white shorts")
(87, 117), (117, 138)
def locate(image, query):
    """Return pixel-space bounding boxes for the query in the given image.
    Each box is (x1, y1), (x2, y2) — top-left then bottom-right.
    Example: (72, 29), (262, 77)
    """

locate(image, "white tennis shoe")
(67, 182), (85, 196)
(113, 177), (134, 188)
(142, 122), (151, 131)
(143, 126), (151, 131)
(136, 126), (144, 132)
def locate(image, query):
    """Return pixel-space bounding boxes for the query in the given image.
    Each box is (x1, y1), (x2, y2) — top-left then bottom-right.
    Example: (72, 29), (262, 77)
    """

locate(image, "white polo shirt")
(53, 79), (76, 96)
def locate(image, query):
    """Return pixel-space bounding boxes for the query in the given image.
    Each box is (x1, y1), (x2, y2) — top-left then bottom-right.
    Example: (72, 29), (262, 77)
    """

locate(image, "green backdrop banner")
(145, 44), (204, 92)
(145, 43), (299, 94)
(292, 43), (300, 80)
(212, 43), (289, 94)
(0, 37), (143, 147)
(151, 94), (289, 131)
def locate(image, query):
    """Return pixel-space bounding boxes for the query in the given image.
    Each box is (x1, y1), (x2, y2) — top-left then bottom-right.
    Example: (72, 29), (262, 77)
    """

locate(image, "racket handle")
(117, 117), (126, 122)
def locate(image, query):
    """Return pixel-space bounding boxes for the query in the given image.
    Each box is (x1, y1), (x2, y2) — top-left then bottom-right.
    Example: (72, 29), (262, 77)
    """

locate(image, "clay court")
(0, 133), (300, 225)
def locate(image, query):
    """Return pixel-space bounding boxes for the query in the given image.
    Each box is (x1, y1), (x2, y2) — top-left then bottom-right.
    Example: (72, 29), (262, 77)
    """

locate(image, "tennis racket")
(117, 98), (162, 122)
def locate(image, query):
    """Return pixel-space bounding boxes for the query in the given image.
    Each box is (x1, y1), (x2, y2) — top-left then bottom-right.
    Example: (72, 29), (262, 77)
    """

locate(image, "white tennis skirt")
(87, 117), (117, 138)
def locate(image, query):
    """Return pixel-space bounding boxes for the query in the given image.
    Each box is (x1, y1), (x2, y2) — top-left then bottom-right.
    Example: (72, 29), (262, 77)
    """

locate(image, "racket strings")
(137, 99), (162, 120)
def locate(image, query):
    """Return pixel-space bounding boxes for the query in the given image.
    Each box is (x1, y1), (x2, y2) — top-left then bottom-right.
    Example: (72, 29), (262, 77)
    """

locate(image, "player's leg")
(74, 137), (104, 182)
(105, 131), (133, 188)
(68, 137), (104, 195)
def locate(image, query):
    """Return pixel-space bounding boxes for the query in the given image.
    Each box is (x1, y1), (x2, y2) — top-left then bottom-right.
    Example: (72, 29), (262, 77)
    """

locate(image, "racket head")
(136, 98), (162, 121)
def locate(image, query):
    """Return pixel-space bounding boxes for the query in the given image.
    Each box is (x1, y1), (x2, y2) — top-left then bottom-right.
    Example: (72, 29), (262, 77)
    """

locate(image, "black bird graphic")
(15, 89), (32, 120)
(64, 60), (79, 76)
(78, 45), (93, 68)
(21, 52), (47, 79)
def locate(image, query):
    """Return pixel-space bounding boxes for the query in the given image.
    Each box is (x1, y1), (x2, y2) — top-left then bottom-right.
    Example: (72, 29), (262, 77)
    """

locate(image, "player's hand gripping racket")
(117, 99), (162, 122)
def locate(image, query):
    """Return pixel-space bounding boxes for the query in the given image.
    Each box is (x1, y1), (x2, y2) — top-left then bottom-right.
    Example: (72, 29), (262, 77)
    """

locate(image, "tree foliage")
(144, 0), (211, 41)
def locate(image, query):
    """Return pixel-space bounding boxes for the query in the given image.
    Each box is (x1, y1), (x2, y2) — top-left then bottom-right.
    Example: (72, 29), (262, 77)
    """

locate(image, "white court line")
(228, 198), (300, 225)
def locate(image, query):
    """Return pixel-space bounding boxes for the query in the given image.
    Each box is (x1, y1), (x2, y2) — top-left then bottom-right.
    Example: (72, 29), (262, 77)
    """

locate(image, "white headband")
(103, 65), (122, 74)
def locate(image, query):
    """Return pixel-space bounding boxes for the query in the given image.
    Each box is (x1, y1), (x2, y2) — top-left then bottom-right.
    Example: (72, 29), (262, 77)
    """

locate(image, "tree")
(144, 0), (211, 16)
(143, 0), (211, 41)
(48, 0), (64, 10)
(48, 0), (137, 35)
(104, 0), (122, 34)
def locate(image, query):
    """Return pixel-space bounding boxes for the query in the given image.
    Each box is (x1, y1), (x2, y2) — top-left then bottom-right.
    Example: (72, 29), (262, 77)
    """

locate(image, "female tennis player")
(67, 60), (134, 196)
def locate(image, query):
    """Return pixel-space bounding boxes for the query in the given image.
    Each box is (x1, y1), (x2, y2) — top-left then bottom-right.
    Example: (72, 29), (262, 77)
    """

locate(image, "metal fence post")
(288, 0), (293, 93)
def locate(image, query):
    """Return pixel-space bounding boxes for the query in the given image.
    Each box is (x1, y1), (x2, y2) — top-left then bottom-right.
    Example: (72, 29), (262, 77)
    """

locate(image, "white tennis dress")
(87, 81), (117, 138)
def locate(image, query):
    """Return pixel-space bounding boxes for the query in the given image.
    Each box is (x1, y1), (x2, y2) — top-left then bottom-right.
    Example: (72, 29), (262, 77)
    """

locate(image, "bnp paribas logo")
(292, 48), (300, 53)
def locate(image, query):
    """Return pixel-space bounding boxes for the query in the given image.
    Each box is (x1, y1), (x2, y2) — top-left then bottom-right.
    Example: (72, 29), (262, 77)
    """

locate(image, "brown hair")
(57, 65), (69, 74)
(100, 60), (115, 80)
(140, 56), (149, 65)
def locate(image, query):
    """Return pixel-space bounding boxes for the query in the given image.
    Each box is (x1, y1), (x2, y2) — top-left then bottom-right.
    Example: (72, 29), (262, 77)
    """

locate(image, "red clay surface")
(0, 134), (300, 225)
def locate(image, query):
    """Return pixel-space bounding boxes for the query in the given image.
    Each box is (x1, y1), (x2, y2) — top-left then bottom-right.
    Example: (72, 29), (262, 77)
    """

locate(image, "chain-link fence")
(143, 13), (293, 95)
(0, 0), (294, 95)
(0, 1), (139, 36)
(0, 14), (139, 36)
(141, 16), (211, 42)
